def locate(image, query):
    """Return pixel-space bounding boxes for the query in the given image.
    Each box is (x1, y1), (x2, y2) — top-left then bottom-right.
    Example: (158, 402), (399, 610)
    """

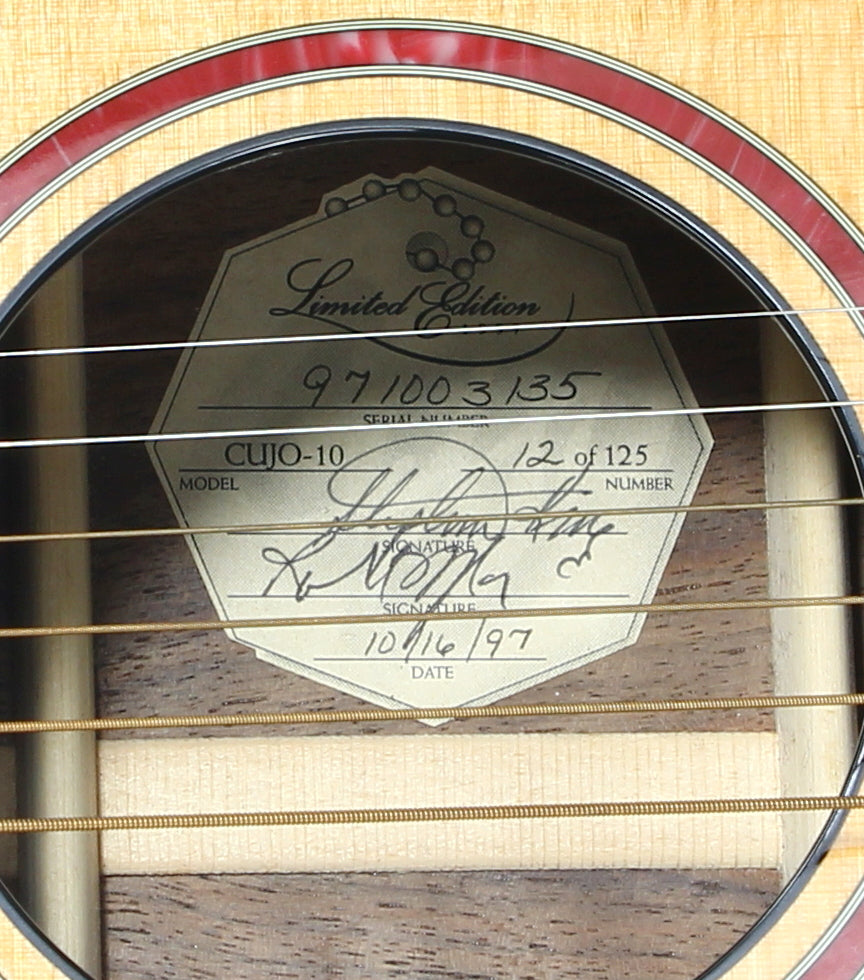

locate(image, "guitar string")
(5, 387), (855, 642)
(2, 303), (862, 360)
(6, 304), (862, 828)
(0, 494), (858, 547)
(4, 191), (863, 920)
(2, 592), (861, 641)
(2, 692), (863, 734)
(4, 795), (864, 835)
(1, 388), (855, 665)
(3, 299), (861, 450)
(2, 397), (858, 452)
(6, 401), (863, 639)
(0, 449), (855, 820)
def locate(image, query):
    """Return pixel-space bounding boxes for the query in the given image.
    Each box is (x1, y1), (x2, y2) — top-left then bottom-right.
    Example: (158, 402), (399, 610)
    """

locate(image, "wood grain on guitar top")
(1, 4), (863, 980)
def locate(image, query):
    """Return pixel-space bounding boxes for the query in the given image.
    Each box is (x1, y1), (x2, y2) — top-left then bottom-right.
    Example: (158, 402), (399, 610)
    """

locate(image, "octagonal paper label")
(150, 168), (712, 712)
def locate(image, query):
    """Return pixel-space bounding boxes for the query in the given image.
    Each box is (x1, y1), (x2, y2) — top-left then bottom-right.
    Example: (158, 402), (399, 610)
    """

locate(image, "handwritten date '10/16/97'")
(360, 623), (535, 667)
(301, 363), (597, 407)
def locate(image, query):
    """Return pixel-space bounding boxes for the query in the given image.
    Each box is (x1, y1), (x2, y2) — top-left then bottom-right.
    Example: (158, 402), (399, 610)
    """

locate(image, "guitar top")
(1, 3), (863, 979)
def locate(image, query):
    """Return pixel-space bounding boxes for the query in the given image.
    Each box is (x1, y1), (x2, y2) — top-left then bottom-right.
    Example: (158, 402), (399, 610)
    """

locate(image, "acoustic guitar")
(1, 3), (863, 979)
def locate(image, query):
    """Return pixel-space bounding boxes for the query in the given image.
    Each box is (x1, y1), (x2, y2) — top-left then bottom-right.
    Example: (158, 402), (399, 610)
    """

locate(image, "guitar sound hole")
(0, 132), (858, 980)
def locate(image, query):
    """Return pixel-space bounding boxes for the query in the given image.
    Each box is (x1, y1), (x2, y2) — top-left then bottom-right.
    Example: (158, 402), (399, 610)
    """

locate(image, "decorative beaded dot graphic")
(324, 178), (496, 282)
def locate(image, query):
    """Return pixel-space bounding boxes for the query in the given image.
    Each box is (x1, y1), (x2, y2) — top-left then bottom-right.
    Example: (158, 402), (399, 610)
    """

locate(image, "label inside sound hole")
(149, 168), (712, 713)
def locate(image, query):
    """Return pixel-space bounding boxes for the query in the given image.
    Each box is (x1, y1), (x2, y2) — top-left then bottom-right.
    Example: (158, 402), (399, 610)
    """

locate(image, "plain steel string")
(1, 307), (861, 828)
(0, 399), (859, 451)
(0, 318), (859, 630)
(0, 307), (864, 668)
(0, 303), (859, 449)
(0, 303), (860, 360)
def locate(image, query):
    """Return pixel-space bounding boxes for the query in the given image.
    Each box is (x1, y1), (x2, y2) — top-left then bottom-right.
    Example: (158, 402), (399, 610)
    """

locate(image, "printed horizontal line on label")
(226, 593), (629, 600)
(195, 404), (654, 411)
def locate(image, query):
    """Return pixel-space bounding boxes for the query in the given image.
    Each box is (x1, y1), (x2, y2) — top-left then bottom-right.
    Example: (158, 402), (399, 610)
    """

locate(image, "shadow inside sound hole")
(0, 131), (855, 980)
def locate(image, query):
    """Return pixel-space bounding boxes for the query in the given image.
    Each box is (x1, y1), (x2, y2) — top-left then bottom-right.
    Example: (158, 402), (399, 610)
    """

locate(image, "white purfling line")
(782, 875), (864, 979)
(0, 21), (861, 334)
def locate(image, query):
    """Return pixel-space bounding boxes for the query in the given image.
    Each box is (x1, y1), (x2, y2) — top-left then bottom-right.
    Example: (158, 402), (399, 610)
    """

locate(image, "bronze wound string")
(0, 494), (858, 547)
(0, 592), (861, 641)
(1, 691), (863, 734)
(3, 795), (864, 835)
